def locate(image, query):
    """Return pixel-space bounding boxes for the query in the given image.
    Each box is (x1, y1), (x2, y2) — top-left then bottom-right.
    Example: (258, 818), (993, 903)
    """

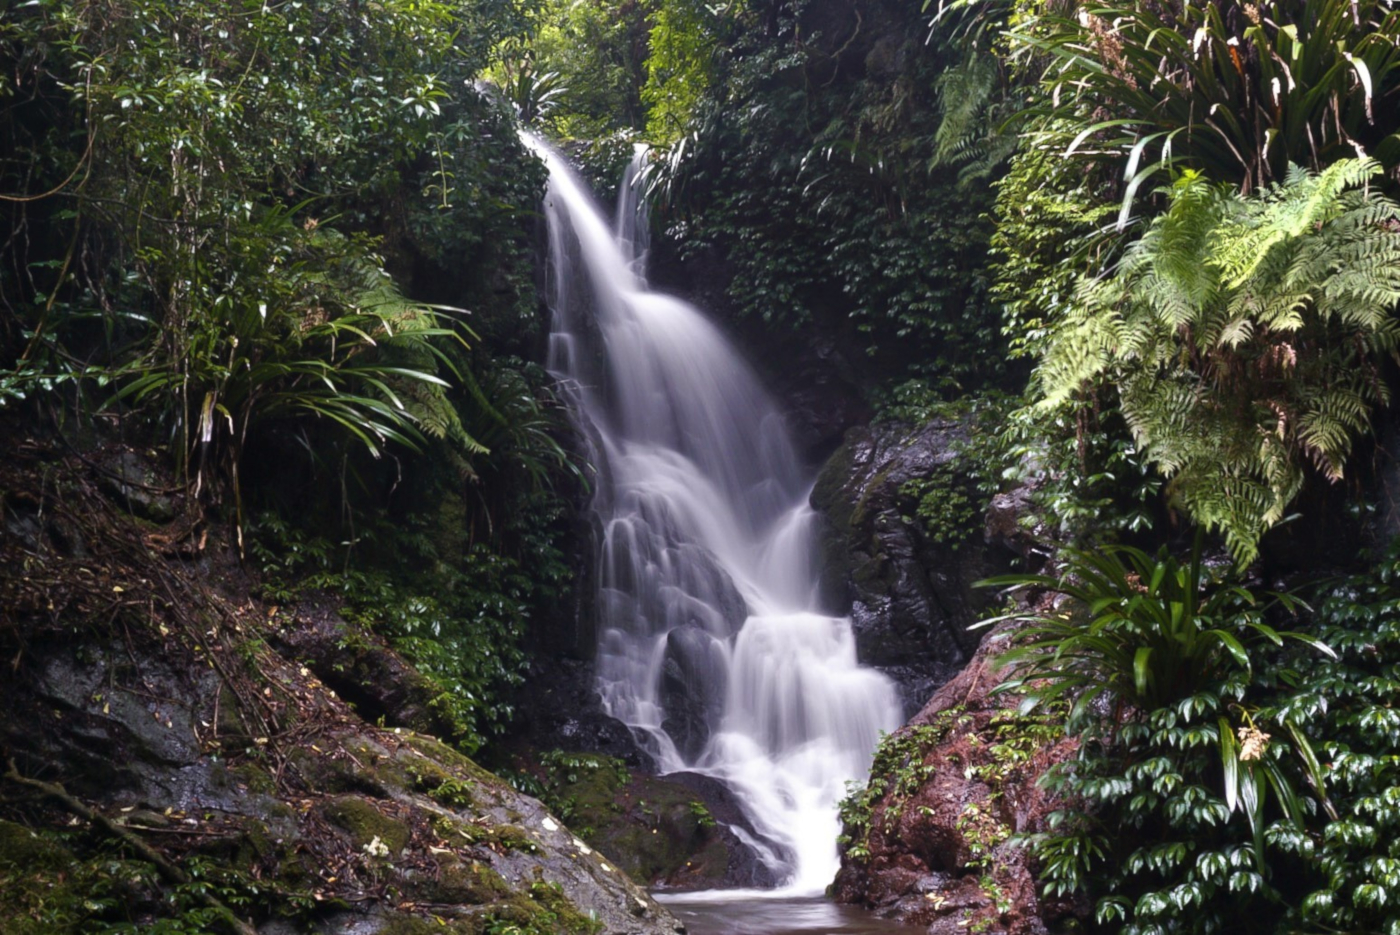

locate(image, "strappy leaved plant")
(979, 538), (1335, 931)
(1010, 0), (1400, 222)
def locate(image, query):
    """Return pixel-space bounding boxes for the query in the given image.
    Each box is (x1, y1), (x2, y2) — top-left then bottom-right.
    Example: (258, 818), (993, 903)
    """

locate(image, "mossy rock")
(397, 752), (476, 808)
(287, 744), (394, 798)
(400, 732), (500, 787)
(482, 823), (538, 853)
(0, 819), (72, 871)
(229, 761), (277, 795)
(424, 857), (515, 904)
(217, 684), (253, 745)
(555, 770), (719, 884)
(523, 880), (604, 935)
(321, 796), (412, 853)
(376, 913), (449, 935)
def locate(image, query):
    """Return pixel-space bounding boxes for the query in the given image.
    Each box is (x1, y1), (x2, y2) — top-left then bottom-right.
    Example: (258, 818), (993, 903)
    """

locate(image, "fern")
(1036, 159), (1400, 560)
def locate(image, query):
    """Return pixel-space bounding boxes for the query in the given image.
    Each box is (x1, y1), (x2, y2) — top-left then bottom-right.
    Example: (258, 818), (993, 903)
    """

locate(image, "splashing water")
(527, 134), (902, 894)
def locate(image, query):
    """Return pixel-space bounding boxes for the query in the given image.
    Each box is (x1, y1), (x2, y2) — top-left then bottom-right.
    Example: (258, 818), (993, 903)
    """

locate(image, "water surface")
(658, 894), (918, 935)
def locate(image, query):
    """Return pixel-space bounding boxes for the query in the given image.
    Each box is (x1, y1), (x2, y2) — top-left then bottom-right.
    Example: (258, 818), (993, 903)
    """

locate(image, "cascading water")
(528, 134), (902, 893)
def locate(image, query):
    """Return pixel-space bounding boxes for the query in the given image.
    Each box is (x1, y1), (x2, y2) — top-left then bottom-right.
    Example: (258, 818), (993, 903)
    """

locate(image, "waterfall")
(527, 134), (902, 894)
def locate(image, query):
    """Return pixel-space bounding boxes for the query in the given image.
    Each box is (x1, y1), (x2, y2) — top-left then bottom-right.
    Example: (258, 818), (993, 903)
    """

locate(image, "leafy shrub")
(987, 539), (1400, 934)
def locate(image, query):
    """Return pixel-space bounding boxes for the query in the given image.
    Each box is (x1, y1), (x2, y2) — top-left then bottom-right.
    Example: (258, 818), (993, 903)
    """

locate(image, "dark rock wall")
(810, 417), (1018, 714)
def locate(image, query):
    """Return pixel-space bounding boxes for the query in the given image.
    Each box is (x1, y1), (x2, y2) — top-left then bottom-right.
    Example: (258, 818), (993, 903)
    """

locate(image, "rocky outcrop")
(504, 753), (785, 893)
(267, 595), (466, 743)
(832, 626), (1082, 934)
(485, 652), (785, 892)
(0, 438), (683, 935)
(811, 417), (1020, 713)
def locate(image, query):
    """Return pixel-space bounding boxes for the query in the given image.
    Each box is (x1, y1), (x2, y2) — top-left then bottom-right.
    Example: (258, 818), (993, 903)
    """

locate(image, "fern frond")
(1034, 157), (1400, 559)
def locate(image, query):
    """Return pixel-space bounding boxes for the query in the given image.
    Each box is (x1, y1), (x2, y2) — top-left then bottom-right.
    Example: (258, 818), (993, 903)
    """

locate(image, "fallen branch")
(2, 758), (258, 935)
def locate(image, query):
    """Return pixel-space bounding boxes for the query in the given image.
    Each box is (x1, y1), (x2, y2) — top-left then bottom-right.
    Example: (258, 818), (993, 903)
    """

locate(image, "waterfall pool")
(657, 893), (919, 934)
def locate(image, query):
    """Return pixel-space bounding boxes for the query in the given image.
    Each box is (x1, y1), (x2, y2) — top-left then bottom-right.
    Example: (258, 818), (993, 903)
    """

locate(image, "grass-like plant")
(981, 537), (1327, 722)
(1011, 0), (1400, 219)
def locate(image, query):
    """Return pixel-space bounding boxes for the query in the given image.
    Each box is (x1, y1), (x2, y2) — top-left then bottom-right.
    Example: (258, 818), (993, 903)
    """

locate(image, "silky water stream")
(526, 136), (908, 932)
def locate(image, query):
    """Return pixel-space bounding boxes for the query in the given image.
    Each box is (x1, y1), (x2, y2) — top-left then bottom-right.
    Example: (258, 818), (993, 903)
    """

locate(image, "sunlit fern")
(1036, 158), (1400, 560)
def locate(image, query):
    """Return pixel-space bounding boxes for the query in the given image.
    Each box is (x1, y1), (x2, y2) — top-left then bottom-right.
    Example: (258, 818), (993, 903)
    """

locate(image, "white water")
(528, 136), (902, 894)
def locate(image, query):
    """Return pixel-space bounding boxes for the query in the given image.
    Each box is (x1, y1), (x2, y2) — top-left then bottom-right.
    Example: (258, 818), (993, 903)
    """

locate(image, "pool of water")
(656, 893), (918, 935)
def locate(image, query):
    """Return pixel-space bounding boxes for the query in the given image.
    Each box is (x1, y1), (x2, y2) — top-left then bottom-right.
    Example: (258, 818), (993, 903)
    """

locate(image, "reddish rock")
(833, 625), (1081, 934)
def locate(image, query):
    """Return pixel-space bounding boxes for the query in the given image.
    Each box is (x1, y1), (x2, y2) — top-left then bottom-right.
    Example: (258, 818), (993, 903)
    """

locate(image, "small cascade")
(527, 133), (902, 893)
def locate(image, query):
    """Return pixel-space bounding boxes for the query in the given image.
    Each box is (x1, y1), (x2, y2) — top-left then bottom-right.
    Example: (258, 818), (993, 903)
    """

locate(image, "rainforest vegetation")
(3, 0), (1400, 932)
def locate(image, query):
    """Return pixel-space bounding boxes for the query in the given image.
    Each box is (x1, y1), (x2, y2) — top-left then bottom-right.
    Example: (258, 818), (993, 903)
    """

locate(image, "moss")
(321, 796), (412, 853)
(442, 820), (541, 855)
(490, 824), (538, 853)
(443, 880), (602, 935)
(229, 761), (276, 795)
(400, 732), (499, 787)
(810, 434), (857, 516)
(0, 819), (72, 871)
(552, 770), (722, 885)
(376, 913), (446, 935)
(399, 754), (476, 808)
(525, 880), (603, 935)
(426, 857), (515, 904)
(216, 684), (252, 745)
(287, 744), (395, 797)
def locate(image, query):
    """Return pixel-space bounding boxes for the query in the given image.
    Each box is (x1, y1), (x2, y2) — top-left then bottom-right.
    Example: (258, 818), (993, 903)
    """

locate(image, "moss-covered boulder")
(322, 796), (413, 853)
(512, 750), (784, 891)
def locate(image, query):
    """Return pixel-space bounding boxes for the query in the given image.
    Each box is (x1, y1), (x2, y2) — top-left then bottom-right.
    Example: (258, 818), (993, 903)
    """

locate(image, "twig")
(2, 758), (258, 935)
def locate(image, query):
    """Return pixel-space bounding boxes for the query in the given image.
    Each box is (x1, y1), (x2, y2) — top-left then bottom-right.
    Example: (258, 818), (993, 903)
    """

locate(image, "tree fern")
(1036, 158), (1400, 560)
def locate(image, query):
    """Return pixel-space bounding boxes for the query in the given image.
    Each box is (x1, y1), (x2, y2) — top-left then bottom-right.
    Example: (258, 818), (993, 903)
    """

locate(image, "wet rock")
(664, 771), (790, 888)
(97, 449), (177, 522)
(494, 656), (658, 773)
(674, 543), (750, 635)
(267, 596), (460, 741)
(3, 641), (217, 804)
(833, 626), (1082, 934)
(659, 625), (729, 762)
(811, 417), (1018, 714)
(524, 752), (786, 892)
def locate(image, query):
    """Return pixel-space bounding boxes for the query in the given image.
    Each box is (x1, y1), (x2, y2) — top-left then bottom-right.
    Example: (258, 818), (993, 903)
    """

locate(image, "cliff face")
(0, 428), (682, 935)
(809, 416), (1021, 715)
(809, 415), (1083, 932)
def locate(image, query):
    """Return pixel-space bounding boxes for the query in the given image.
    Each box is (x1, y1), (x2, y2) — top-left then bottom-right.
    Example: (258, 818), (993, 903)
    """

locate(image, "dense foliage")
(987, 543), (1400, 934)
(1, 0), (580, 752)
(971, 0), (1400, 556)
(644, 0), (1004, 388)
(1037, 161), (1400, 559)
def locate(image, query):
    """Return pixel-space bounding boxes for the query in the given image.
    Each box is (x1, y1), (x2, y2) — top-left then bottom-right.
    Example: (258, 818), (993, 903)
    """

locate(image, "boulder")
(658, 624), (729, 762)
(810, 417), (1019, 713)
(97, 449), (178, 523)
(494, 655), (659, 773)
(832, 626), (1082, 934)
(501, 752), (787, 892)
